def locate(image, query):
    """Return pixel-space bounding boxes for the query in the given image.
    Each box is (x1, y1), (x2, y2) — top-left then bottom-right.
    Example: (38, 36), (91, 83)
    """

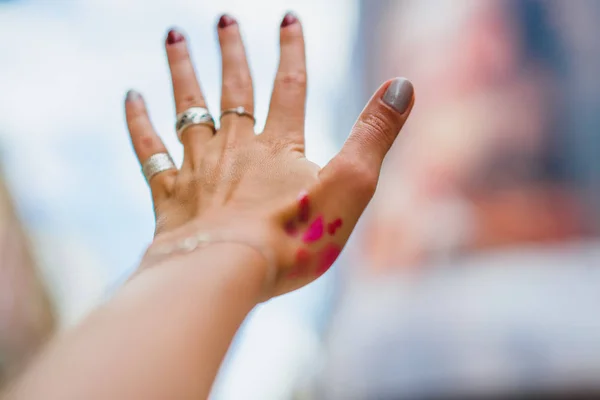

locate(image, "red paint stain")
(288, 248), (311, 278)
(327, 218), (343, 236)
(298, 191), (311, 223)
(315, 243), (341, 276)
(302, 215), (324, 243)
(284, 220), (298, 236)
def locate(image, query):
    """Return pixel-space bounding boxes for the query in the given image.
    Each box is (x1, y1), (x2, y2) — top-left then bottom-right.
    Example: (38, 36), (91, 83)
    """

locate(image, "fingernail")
(126, 90), (141, 102)
(218, 14), (237, 29)
(166, 29), (184, 45)
(281, 12), (298, 27)
(382, 78), (414, 114)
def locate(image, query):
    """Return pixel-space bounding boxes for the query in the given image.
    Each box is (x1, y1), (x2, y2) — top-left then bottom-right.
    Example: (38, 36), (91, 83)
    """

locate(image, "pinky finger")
(125, 90), (176, 195)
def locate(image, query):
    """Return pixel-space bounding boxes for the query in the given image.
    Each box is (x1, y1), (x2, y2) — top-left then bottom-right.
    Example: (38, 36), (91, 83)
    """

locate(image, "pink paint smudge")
(327, 218), (343, 236)
(302, 215), (324, 243)
(298, 191), (311, 223)
(284, 220), (298, 236)
(315, 243), (341, 276)
(288, 248), (311, 279)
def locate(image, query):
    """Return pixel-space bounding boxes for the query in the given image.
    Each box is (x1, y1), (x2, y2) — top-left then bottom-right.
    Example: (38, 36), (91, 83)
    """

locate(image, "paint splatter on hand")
(284, 191), (345, 279)
(302, 216), (324, 243)
(134, 67), (413, 300)
(315, 243), (341, 276)
(327, 219), (343, 236)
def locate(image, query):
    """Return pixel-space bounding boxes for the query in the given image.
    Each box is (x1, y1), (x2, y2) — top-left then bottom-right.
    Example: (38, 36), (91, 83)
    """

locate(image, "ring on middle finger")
(175, 107), (216, 141)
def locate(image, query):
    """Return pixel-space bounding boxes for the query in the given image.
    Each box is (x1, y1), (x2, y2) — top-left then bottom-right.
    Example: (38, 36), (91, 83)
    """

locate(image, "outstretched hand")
(125, 13), (414, 298)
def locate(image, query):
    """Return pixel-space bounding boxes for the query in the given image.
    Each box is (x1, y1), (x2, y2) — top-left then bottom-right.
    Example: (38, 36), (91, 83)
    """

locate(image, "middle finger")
(165, 29), (214, 160)
(217, 15), (255, 136)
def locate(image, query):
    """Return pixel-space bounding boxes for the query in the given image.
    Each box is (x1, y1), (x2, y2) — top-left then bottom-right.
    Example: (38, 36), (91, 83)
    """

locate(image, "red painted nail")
(218, 14), (237, 29)
(281, 12), (297, 27)
(166, 29), (184, 45)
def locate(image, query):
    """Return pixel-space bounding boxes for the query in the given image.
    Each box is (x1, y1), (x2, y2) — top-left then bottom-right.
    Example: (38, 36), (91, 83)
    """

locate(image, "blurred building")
(351, 0), (598, 271)
(308, 0), (600, 398)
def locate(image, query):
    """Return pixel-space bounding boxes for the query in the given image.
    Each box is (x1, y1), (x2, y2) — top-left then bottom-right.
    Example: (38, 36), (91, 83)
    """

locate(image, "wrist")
(138, 239), (273, 304)
(135, 210), (287, 300)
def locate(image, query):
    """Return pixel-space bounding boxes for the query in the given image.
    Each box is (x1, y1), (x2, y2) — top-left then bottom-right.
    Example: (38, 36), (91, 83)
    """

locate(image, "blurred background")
(1, 0), (600, 398)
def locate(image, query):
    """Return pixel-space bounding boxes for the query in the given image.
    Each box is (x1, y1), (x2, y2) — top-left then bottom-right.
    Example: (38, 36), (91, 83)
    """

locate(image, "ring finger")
(217, 15), (255, 135)
(125, 90), (176, 201)
(165, 28), (214, 161)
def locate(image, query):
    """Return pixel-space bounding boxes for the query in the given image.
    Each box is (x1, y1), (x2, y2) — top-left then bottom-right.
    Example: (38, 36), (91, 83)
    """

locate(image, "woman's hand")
(125, 13), (414, 299)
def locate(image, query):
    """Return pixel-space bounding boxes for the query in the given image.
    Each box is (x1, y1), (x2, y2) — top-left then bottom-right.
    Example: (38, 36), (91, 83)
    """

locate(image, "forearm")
(6, 243), (268, 400)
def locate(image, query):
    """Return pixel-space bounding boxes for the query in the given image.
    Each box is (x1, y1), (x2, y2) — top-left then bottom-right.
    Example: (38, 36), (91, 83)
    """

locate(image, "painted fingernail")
(166, 29), (184, 45)
(126, 90), (141, 102)
(281, 12), (298, 27)
(382, 78), (414, 114)
(218, 14), (237, 29)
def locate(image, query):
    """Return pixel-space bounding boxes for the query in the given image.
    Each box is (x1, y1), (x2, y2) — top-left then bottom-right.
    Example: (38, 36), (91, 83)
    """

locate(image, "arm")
(6, 11), (413, 400)
(8, 243), (268, 400)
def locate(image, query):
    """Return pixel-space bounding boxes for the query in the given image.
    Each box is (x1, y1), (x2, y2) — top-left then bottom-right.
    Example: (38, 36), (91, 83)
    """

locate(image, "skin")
(5, 13), (414, 400)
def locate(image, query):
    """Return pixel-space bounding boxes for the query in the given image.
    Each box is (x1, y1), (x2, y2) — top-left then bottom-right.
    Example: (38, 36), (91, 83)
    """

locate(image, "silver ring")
(175, 107), (216, 141)
(220, 106), (256, 125)
(142, 153), (176, 182)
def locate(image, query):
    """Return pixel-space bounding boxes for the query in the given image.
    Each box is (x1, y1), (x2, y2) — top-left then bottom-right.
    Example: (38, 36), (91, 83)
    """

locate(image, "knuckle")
(356, 111), (394, 144)
(138, 135), (158, 151)
(276, 70), (307, 89)
(352, 162), (379, 197)
(150, 171), (177, 197)
(222, 74), (253, 94)
(351, 109), (401, 158)
(173, 173), (195, 196)
(264, 135), (293, 153)
(178, 94), (204, 110)
(335, 157), (379, 198)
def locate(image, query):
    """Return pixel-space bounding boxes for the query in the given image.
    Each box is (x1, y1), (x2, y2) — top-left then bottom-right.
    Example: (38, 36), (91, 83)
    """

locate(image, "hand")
(124, 13), (414, 299)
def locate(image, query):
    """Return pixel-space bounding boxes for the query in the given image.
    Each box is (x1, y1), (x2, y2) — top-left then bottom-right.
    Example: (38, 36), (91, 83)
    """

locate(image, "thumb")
(321, 78), (414, 203)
